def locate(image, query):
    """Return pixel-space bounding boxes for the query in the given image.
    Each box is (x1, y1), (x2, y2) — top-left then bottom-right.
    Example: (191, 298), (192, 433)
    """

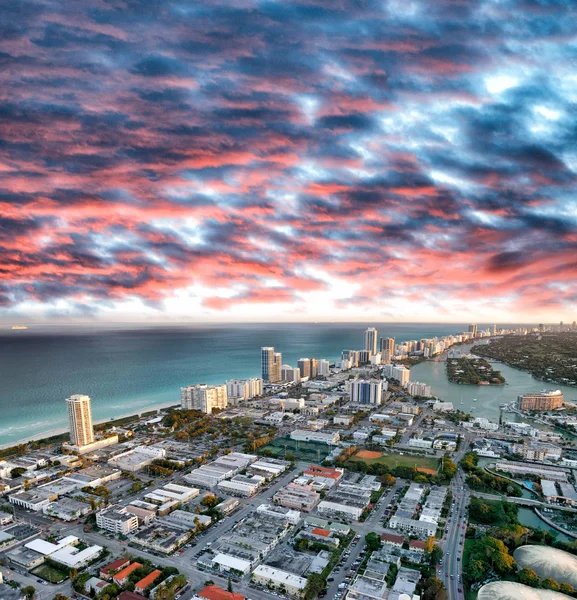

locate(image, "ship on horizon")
(11, 325), (28, 330)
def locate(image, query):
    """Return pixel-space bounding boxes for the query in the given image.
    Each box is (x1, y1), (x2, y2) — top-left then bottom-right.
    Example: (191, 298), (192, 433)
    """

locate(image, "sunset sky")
(1, 0), (576, 323)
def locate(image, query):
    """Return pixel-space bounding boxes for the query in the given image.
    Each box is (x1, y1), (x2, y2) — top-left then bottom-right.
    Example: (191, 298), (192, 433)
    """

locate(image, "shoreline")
(0, 400), (180, 451)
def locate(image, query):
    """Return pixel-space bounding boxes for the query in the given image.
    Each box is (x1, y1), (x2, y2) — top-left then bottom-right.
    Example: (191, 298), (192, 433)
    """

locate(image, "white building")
(318, 359), (330, 377)
(256, 504), (301, 525)
(217, 474), (265, 497)
(282, 365), (301, 383)
(96, 508), (139, 534)
(364, 327), (378, 356)
(317, 500), (363, 521)
(226, 378), (263, 401)
(349, 380), (382, 405)
(409, 437), (433, 449)
(50, 544), (103, 569)
(66, 394), (94, 447)
(406, 381), (432, 397)
(108, 445), (167, 472)
(181, 384), (228, 413)
(252, 565), (307, 597)
(290, 430), (340, 444)
(388, 516), (436, 538)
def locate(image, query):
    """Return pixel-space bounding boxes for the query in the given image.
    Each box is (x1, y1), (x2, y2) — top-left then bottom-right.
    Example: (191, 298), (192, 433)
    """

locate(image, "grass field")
(262, 437), (332, 461)
(349, 451), (439, 473)
(32, 563), (69, 583)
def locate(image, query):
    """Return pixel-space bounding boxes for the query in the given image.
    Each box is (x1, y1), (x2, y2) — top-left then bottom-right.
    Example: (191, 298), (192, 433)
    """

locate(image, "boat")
(11, 325), (27, 330)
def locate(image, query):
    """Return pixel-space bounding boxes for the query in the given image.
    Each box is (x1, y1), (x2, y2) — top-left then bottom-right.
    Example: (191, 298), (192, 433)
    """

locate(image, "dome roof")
(514, 545), (577, 588)
(478, 581), (572, 600)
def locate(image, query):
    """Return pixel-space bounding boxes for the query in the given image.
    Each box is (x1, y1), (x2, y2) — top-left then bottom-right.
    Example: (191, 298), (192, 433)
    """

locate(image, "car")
(446, 552), (449, 555)
(328, 578), (334, 582)
(457, 557), (460, 561)
(459, 589), (462, 593)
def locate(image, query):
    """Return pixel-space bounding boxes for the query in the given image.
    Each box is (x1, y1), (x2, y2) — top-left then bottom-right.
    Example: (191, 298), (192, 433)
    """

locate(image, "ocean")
(0, 322), (532, 446)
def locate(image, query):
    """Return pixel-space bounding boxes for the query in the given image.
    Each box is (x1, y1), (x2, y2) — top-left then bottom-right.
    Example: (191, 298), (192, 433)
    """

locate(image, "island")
(446, 357), (506, 385)
(472, 332), (577, 387)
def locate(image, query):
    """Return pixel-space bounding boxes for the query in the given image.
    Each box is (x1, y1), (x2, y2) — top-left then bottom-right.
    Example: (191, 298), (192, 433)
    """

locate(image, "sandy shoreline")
(0, 400), (180, 451)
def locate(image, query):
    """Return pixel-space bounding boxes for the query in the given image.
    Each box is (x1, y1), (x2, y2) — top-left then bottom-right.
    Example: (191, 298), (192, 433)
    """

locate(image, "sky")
(0, 0), (576, 324)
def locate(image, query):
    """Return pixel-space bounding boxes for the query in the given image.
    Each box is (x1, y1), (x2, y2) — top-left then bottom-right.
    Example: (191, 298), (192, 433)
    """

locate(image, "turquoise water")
(412, 356), (577, 420)
(2, 322), (574, 447)
(0, 322), (464, 445)
(517, 507), (573, 542)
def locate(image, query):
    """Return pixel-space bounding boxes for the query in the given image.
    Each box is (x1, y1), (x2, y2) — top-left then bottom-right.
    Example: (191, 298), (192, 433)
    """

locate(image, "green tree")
(304, 573), (326, 600)
(421, 577), (447, 600)
(518, 568), (540, 587)
(365, 532), (381, 552)
(541, 578), (560, 591)
(22, 586), (35, 599)
(559, 583), (575, 595)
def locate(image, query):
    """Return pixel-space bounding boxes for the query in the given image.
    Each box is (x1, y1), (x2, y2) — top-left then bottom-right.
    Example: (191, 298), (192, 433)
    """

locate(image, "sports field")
(349, 450), (439, 473)
(32, 563), (69, 583)
(261, 437), (332, 461)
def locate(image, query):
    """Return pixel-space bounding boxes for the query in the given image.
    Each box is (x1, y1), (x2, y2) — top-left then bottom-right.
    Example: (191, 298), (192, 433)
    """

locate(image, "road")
(440, 468), (469, 600)
(323, 479), (405, 600)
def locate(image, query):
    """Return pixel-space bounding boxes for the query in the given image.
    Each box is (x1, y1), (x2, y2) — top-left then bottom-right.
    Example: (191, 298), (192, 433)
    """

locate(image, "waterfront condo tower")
(364, 327), (378, 356)
(66, 394), (95, 447)
(261, 346), (282, 383)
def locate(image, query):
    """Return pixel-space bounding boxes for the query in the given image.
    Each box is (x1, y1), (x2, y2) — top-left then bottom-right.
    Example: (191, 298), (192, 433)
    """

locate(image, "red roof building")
(100, 558), (131, 580)
(135, 569), (162, 595)
(113, 562), (143, 586)
(409, 540), (427, 552)
(118, 592), (146, 600)
(381, 533), (405, 547)
(304, 465), (343, 480)
(198, 585), (245, 600)
(311, 527), (331, 537)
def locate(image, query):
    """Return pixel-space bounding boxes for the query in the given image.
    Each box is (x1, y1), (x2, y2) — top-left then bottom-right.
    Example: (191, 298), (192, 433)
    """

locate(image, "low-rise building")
(8, 490), (55, 511)
(256, 504), (301, 525)
(252, 565), (307, 597)
(217, 474), (265, 497)
(113, 562), (143, 586)
(135, 570), (162, 596)
(289, 430), (340, 445)
(131, 522), (191, 554)
(274, 483), (321, 512)
(196, 585), (245, 600)
(388, 516), (436, 538)
(43, 498), (91, 521)
(162, 510), (212, 530)
(97, 507), (139, 534)
(50, 544), (103, 569)
(100, 557), (131, 580)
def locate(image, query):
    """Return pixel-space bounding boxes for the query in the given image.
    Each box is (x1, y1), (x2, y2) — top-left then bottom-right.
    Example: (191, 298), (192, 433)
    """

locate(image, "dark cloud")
(0, 0), (575, 318)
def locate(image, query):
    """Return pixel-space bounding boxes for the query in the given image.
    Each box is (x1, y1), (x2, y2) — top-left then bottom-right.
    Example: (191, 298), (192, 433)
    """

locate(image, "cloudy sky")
(1, 0), (576, 323)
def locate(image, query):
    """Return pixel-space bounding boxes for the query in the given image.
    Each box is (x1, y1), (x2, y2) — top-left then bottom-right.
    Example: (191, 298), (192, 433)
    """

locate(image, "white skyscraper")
(318, 359), (330, 376)
(66, 394), (94, 447)
(181, 384), (228, 414)
(364, 327), (378, 356)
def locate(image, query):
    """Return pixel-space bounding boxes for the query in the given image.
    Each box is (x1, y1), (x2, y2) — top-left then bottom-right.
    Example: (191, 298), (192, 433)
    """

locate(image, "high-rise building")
(181, 384), (228, 414)
(492, 324), (497, 336)
(364, 327), (378, 356)
(350, 380), (382, 405)
(297, 358), (311, 379)
(517, 390), (563, 412)
(66, 394), (94, 447)
(318, 359), (330, 377)
(282, 365), (300, 382)
(261, 347), (282, 383)
(468, 324), (478, 337)
(380, 337), (395, 362)
(309, 358), (319, 379)
(226, 378), (263, 401)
